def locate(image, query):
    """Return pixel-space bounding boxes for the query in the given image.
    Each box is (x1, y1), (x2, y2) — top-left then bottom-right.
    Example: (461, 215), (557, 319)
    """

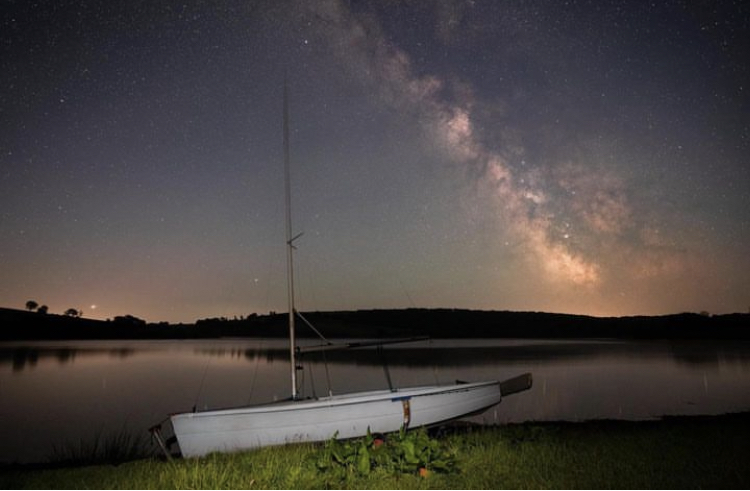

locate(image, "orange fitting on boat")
(402, 399), (411, 428)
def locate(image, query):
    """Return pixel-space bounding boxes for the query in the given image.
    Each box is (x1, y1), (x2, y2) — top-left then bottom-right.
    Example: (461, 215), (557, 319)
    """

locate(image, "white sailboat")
(159, 84), (532, 459)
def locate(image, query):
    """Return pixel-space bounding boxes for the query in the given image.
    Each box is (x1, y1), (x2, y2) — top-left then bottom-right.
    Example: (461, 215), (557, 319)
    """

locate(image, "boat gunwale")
(171, 380), (501, 420)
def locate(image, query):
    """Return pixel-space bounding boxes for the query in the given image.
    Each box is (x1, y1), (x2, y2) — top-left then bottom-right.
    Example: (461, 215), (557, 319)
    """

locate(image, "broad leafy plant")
(313, 427), (458, 478)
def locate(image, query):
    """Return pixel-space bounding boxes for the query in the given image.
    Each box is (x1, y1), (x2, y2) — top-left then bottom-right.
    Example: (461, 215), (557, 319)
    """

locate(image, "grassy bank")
(2, 413), (750, 489)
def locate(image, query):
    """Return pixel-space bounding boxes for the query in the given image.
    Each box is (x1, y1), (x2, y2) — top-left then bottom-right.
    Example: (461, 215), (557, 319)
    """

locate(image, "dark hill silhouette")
(0, 307), (748, 341)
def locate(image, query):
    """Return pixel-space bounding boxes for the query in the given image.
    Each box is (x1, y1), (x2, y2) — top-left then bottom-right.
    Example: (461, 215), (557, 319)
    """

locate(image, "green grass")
(2, 413), (750, 489)
(46, 426), (154, 467)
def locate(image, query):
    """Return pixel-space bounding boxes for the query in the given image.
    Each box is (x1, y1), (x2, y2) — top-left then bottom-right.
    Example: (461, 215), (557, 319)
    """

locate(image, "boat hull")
(171, 380), (502, 458)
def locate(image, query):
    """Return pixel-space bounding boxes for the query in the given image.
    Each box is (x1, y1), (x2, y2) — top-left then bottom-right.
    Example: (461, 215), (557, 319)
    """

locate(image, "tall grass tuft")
(47, 426), (154, 467)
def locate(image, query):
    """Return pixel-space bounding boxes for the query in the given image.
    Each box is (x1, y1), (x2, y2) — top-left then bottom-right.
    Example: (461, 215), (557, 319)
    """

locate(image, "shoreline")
(0, 409), (750, 482)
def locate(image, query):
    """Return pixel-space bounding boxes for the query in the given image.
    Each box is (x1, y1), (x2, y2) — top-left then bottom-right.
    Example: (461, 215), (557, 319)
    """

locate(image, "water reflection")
(1, 338), (750, 464)
(0, 345), (136, 372)
(189, 339), (750, 369)
(5, 339), (750, 372)
(196, 346), (286, 364)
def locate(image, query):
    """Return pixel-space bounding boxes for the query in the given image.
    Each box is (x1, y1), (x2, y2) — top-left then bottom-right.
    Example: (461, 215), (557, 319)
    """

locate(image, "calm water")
(2, 338), (750, 463)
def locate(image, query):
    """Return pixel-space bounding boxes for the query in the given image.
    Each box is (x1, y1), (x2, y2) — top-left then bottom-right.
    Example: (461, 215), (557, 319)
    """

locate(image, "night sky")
(2, 1), (748, 323)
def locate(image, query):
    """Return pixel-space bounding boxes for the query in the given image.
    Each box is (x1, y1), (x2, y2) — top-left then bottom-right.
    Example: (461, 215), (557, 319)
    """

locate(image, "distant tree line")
(25, 300), (81, 317)
(3, 306), (749, 341)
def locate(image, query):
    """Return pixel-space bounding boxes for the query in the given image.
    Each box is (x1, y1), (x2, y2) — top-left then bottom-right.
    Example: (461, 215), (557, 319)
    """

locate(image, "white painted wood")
(171, 380), (502, 458)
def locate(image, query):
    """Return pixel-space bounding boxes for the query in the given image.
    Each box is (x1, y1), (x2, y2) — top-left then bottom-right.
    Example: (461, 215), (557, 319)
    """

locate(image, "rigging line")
(321, 348), (333, 397)
(245, 340), (263, 405)
(307, 356), (317, 399)
(301, 352), (319, 399)
(262, 248), (280, 315)
(378, 345), (395, 392)
(295, 247), (320, 313)
(430, 338), (441, 385)
(396, 272), (417, 309)
(193, 342), (216, 412)
(296, 352), (307, 398)
(295, 310), (330, 343)
(305, 257), (320, 309)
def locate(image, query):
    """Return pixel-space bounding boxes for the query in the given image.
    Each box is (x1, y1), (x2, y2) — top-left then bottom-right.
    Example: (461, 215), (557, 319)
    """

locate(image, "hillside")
(1, 307), (748, 340)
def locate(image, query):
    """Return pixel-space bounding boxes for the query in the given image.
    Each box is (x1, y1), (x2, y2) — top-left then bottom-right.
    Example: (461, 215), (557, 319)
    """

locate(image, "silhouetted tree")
(37, 305), (49, 314)
(25, 300), (38, 311)
(64, 308), (81, 317)
(113, 315), (146, 326)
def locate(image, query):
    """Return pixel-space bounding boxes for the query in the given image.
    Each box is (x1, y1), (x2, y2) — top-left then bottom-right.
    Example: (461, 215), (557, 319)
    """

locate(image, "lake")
(2, 338), (750, 464)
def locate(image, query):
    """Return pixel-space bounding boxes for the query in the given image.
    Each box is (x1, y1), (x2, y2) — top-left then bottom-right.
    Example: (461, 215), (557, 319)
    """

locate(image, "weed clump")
(312, 427), (457, 479)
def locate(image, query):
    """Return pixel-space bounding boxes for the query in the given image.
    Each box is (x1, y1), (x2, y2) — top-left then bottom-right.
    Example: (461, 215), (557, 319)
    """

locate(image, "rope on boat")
(245, 339), (263, 405)
(321, 348), (333, 397)
(378, 345), (395, 392)
(294, 309), (335, 397)
(304, 354), (317, 398)
(295, 310), (329, 343)
(193, 341), (215, 411)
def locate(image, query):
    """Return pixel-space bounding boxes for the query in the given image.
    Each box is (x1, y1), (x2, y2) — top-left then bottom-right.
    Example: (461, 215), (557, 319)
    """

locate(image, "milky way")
(1, 0), (748, 322)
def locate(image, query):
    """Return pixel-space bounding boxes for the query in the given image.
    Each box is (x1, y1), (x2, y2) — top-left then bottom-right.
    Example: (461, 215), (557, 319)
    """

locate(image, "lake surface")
(2, 338), (750, 463)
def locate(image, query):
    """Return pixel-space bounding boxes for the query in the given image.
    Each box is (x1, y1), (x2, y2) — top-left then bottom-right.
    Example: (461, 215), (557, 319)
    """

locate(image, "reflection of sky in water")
(1, 339), (750, 463)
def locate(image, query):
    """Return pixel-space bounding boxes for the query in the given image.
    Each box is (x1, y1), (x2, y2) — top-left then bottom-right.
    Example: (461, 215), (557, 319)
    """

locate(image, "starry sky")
(2, 0), (748, 323)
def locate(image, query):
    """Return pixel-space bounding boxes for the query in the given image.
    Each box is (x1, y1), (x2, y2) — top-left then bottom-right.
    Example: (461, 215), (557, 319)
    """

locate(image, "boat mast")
(283, 79), (298, 400)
